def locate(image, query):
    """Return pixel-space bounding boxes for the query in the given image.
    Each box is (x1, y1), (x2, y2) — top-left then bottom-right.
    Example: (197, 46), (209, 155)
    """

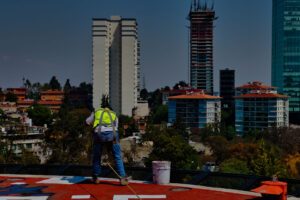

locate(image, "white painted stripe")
(113, 195), (166, 200)
(11, 182), (26, 185)
(0, 196), (48, 200)
(71, 195), (91, 199)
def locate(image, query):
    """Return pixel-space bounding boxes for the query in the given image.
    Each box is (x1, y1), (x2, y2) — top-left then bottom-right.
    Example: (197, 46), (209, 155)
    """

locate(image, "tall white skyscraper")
(92, 16), (140, 116)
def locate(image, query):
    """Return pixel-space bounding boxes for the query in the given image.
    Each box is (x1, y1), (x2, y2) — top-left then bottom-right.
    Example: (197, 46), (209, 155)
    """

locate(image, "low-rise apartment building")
(4, 88), (26, 101)
(17, 99), (62, 113)
(1, 126), (50, 163)
(0, 102), (17, 114)
(168, 93), (221, 128)
(40, 90), (64, 101)
(162, 87), (204, 105)
(235, 82), (289, 135)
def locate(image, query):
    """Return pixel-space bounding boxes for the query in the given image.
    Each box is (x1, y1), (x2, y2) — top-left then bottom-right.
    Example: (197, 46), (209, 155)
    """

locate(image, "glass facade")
(168, 98), (221, 128)
(235, 97), (289, 135)
(272, 0), (300, 112)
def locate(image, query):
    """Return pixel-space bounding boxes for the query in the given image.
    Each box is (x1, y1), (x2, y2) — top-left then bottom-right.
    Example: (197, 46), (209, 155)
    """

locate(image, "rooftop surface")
(236, 82), (276, 89)
(0, 174), (262, 200)
(1, 164), (300, 199)
(168, 94), (221, 99)
(235, 93), (289, 98)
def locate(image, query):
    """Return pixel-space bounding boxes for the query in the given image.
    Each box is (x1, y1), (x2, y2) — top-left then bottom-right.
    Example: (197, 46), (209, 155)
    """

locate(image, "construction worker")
(86, 107), (128, 185)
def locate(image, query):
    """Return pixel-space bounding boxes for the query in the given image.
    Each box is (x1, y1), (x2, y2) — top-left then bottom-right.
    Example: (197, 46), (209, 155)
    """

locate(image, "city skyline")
(0, 0), (272, 92)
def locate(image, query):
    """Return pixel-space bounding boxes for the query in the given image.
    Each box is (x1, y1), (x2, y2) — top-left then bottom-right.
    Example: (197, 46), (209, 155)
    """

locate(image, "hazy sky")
(0, 0), (272, 92)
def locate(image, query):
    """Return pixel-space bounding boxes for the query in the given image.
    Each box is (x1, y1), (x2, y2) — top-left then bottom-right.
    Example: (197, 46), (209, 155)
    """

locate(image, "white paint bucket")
(152, 161), (171, 185)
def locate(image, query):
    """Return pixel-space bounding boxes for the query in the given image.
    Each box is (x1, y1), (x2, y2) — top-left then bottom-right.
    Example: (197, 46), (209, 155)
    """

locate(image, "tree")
(58, 90), (72, 116)
(41, 83), (51, 91)
(140, 88), (149, 100)
(250, 140), (287, 177)
(27, 103), (52, 126)
(227, 142), (258, 167)
(17, 148), (40, 164)
(150, 105), (168, 124)
(148, 89), (162, 108)
(63, 79), (72, 92)
(144, 125), (200, 170)
(30, 82), (41, 100)
(285, 153), (300, 178)
(79, 82), (92, 94)
(243, 129), (262, 140)
(172, 115), (189, 140)
(49, 76), (61, 90)
(205, 136), (229, 164)
(173, 81), (188, 90)
(197, 123), (221, 141)
(118, 114), (138, 137)
(262, 127), (300, 155)
(24, 79), (32, 89)
(101, 94), (111, 109)
(5, 92), (17, 102)
(220, 158), (250, 174)
(45, 108), (92, 164)
(0, 90), (4, 101)
(162, 86), (170, 91)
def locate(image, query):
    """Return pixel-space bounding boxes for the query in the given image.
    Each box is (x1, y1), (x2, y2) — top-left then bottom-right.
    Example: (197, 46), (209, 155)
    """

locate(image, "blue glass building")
(168, 94), (221, 128)
(272, 0), (300, 113)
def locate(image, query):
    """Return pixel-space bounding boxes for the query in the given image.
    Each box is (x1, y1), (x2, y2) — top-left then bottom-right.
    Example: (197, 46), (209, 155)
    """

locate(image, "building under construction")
(188, 0), (216, 94)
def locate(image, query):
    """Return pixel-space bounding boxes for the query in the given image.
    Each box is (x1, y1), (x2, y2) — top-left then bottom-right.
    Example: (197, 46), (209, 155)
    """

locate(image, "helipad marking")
(113, 195), (166, 200)
(71, 195), (91, 199)
(0, 197), (48, 200)
(36, 176), (87, 184)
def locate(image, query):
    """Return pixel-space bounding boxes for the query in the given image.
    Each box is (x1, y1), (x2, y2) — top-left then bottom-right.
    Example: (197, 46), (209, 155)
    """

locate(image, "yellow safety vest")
(93, 108), (117, 128)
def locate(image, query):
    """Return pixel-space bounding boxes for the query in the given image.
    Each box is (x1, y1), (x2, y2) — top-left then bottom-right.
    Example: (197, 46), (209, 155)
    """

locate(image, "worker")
(86, 107), (128, 185)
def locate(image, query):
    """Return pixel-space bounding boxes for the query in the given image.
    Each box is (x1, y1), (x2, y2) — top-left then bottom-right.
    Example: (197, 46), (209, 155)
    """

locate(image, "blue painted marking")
(0, 184), (52, 196)
(61, 176), (87, 184)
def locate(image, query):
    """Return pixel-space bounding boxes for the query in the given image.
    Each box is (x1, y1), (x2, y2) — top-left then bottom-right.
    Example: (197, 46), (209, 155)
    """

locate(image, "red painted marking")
(0, 176), (258, 200)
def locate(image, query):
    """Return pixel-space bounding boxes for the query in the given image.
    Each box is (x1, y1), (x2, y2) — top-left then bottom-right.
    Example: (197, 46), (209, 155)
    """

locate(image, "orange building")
(17, 99), (34, 112)
(5, 88), (26, 101)
(40, 90), (64, 101)
(38, 100), (62, 113)
(17, 99), (62, 113)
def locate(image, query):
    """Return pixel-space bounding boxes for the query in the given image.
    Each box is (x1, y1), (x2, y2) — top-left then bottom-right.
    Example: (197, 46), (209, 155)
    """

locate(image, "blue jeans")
(92, 131), (126, 178)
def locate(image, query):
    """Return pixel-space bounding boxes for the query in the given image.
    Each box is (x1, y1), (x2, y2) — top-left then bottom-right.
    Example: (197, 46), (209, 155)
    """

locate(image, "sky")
(0, 0), (272, 92)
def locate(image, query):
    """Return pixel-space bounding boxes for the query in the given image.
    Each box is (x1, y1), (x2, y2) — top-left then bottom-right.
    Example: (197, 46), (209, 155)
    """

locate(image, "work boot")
(93, 177), (100, 184)
(120, 177), (128, 186)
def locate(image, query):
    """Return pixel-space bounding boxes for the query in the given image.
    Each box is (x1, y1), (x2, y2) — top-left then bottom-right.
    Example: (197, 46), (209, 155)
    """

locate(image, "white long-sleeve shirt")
(86, 112), (119, 132)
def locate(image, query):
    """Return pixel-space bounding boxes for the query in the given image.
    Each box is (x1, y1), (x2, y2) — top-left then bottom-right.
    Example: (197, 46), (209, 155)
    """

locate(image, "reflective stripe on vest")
(93, 108), (117, 128)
